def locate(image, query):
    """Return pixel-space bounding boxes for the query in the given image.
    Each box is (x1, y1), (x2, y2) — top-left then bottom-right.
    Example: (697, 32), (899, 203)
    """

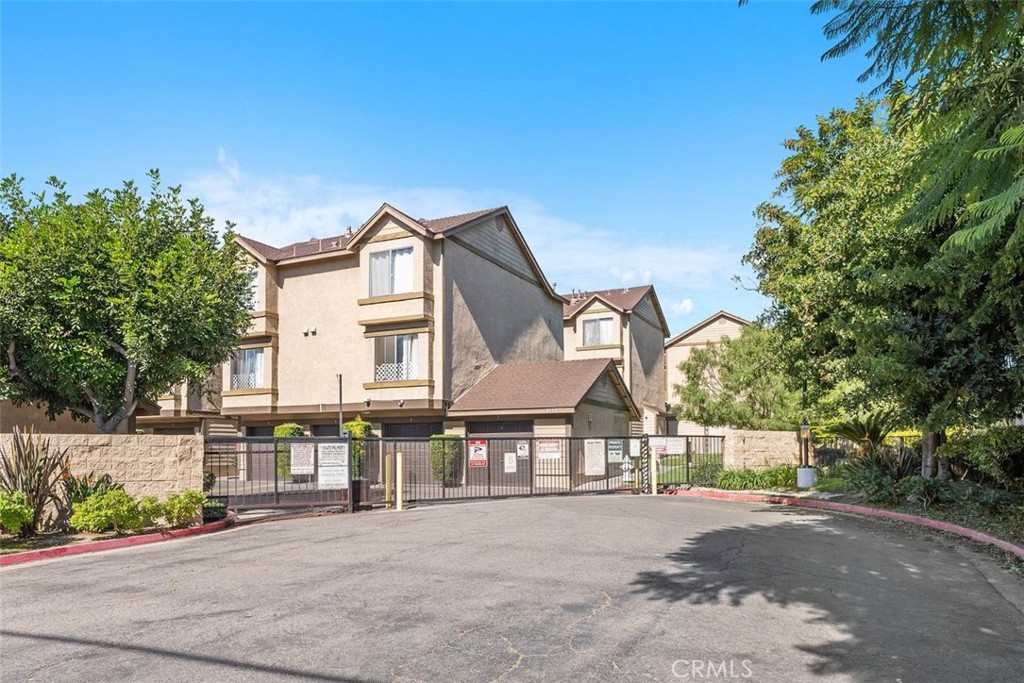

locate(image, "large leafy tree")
(672, 324), (802, 431)
(0, 172), (252, 433)
(810, 0), (1024, 248)
(746, 99), (1024, 474)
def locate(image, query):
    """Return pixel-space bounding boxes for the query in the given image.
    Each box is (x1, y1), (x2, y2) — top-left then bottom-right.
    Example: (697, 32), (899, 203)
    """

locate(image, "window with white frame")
(369, 247), (414, 297)
(247, 268), (260, 311)
(374, 334), (419, 382)
(582, 317), (615, 346)
(230, 348), (265, 389)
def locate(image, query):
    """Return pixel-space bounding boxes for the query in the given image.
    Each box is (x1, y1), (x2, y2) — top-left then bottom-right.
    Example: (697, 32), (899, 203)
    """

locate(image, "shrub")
(163, 490), (207, 528)
(814, 476), (849, 493)
(70, 490), (144, 534)
(937, 427), (1024, 490)
(0, 490), (34, 536)
(952, 481), (1018, 512)
(839, 454), (913, 507)
(343, 418), (373, 478)
(64, 472), (125, 507)
(690, 461), (723, 487)
(138, 496), (164, 527)
(716, 469), (765, 491)
(761, 465), (798, 490)
(901, 476), (955, 509)
(202, 470), (216, 493)
(274, 423), (305, 478)
(429, 435), (464, 487)
(0, 427), (70, 535)
(203, 500), (228, 523)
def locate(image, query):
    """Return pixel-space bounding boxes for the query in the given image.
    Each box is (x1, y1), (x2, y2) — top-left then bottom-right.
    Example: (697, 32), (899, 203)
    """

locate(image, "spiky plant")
(0, 427), (70, 535)
(828, 412), (900, 457)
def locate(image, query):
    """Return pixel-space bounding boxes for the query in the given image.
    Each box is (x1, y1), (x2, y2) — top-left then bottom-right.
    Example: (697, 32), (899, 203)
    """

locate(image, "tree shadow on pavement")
(0, 629), (382, 683)
(630, 507), (1024, 682)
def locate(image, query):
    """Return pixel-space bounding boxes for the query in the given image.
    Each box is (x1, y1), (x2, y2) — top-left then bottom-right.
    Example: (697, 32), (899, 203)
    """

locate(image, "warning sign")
(469, 439), (489, 468)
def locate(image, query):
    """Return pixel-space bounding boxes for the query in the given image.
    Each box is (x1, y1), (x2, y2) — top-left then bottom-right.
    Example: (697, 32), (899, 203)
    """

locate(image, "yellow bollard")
(396, 451), (404, 511)
(650, 450), (658, 495)
(384, 451), (394, 509)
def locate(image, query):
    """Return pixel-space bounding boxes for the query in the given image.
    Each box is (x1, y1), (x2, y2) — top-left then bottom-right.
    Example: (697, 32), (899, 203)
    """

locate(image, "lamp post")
(797, 378), (817, 489)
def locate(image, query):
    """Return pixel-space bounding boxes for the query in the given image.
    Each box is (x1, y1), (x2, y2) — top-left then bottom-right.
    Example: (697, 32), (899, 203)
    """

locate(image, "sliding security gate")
(204, 435), (356, 510)
(203, 434), (725, 510)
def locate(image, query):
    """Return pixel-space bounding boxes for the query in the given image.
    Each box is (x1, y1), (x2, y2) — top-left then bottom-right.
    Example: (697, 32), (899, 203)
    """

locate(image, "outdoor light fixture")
(364, 397), (371, 407)
(398, 399), (405, 408)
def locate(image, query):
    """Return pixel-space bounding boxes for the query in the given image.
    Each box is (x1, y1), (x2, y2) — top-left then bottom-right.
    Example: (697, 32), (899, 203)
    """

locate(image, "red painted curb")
(665, 488), (1024, 560)
(0, 513), (237, 567)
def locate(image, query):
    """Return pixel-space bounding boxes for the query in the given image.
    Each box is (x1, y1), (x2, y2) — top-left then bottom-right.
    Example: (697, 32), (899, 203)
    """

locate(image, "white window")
(374, 334), (419, 381)
(369, 247), (414, 297)
(230, 348), (265, 389)
(582, 317), (615, 346)
(247, 268), (260, 311)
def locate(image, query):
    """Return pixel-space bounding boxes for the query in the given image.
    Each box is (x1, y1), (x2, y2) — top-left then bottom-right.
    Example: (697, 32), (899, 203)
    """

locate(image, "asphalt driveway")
(2, 496), (1022, 682)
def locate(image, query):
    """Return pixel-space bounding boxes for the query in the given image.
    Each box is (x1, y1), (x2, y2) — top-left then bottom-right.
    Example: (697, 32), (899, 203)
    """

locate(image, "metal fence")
(204, 436), (357, 510)
(204, 434), (726, 509)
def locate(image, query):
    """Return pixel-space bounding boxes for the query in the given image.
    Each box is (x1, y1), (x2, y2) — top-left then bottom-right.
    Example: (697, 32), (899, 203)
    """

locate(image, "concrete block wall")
(723, 429), (801, 470)
(0, 433), (205, 498)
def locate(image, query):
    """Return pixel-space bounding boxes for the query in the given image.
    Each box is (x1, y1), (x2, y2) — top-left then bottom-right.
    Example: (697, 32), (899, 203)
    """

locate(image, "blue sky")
(1, 1), (869, 335)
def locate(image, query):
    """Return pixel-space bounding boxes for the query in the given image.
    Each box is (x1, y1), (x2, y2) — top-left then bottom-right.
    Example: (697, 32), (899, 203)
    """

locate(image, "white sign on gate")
(290, 443), (314, 475)
(503, 452), (517, 473)
(584, 439), (606, 476)
(317, 465), (349, 490)
(318, 442), (348, 467)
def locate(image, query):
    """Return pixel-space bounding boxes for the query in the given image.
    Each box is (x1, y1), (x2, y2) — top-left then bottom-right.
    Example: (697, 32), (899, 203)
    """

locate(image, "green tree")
(0, 172), (252, 433)
(809, 0), (1024, 248)
(672, 324), (801, 431)
(746, 100), (1024, 475)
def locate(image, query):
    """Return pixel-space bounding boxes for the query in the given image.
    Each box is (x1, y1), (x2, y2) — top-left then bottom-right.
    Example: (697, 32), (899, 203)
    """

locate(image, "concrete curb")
(664, 488), (1024, 560)
(0, 512), (237, 567)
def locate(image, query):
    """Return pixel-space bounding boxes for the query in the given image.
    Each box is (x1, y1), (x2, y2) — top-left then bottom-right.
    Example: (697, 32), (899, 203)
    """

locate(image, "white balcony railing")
(230, 373), (261, 390)
(374, 362), (418, 382)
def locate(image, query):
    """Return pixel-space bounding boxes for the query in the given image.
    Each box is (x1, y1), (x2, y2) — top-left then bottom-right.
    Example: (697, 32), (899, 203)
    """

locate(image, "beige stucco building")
(140, 204), (640, 439)
(560, 287), (670, 434)
(664, 310), (749, 435)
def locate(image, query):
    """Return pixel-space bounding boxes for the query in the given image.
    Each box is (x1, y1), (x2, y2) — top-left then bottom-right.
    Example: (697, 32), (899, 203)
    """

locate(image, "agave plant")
(0, 427), (70, 535)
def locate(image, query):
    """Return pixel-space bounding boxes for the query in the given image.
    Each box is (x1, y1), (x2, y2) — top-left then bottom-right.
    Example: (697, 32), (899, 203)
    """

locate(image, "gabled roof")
(561, 285), (670, 336)
(665, 310), (750, 348)
(418, 207), (506, 234)
(233, 203), (563, 302)
(448, 359), (641, 420)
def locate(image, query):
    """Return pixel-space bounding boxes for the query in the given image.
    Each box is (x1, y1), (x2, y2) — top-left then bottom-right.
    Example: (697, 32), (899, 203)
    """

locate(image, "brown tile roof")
(448, 359), (631, 414)
(236, 206), (507, 264)
(417, 207), (505, 234)
(561, 285), (654, 318)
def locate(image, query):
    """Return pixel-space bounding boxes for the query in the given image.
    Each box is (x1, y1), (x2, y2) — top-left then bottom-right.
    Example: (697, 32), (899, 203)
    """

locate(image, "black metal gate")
(204, 435), (355, 510)
(204, 434), (726, 509)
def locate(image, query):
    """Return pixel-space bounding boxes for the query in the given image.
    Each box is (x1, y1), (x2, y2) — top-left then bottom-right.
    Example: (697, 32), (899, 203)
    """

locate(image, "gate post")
(685, 438), (691, 485)
(384, 449), (394, 509)
(649, 435), (658, 495)
(396, 451), (404, 511)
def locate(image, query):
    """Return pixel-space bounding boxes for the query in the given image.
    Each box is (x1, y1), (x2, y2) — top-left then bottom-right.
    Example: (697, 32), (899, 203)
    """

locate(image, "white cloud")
(183, 149), (745, 331)
(671, 298), (695, 315)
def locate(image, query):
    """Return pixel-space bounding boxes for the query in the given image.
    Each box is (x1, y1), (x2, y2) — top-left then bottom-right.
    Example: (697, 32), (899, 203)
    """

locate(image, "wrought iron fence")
(650, 435), (726, 487)
(203, 434), (726, 509)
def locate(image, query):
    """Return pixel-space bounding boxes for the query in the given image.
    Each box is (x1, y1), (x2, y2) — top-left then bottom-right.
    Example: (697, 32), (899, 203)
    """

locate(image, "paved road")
(2, 496), (1022, 682)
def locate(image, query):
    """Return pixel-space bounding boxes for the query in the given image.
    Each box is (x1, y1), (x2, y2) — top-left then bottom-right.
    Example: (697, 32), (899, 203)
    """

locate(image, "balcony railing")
(230, 373), (262, 390)
(374, 362), (418, 382)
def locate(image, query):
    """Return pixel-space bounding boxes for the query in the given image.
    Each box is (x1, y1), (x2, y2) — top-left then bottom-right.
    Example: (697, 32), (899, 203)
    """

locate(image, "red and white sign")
(468, 439), (489, 468)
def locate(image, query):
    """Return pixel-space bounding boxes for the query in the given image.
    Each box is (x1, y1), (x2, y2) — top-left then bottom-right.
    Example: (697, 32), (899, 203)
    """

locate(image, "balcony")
(245, 311), (279, 338)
